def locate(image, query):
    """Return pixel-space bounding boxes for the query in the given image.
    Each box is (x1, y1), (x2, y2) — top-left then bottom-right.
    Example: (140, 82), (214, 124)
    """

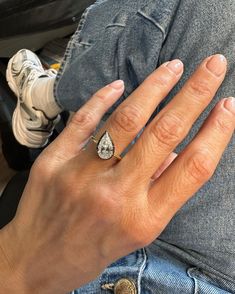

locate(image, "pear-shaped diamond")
(97, 131), (115, 160)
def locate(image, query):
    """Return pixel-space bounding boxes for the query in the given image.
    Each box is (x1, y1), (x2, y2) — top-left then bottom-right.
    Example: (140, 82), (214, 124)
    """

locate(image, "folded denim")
(55, 0), (235, 292)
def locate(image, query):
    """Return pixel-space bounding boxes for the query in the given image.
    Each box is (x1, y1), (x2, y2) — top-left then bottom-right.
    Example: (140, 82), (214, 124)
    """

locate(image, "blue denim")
(54, 0), (235, 292)
(71, 240), (232, 293)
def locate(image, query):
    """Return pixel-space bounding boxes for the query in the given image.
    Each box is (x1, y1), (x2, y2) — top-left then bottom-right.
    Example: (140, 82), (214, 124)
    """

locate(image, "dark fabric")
(0, 171), (29, 229)
(0, 0), (95, 38)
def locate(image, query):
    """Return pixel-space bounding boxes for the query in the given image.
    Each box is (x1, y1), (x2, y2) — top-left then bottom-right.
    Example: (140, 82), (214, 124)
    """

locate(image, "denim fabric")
(55, 0), (235, 292)
(71, 241), (232, 293)
(54, 0), (180, 112)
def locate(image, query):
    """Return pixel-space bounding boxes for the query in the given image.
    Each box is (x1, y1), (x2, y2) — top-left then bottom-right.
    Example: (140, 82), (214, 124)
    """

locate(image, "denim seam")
(106, 23), (126, 28)
(137, 10), (166, 39)
(187, 267), (200, 294)
(137, 248), (147, 294)
(99, 249), (147, 292)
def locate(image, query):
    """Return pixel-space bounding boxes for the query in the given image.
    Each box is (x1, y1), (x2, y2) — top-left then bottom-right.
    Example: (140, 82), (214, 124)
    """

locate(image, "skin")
(0, 54), (234, 294)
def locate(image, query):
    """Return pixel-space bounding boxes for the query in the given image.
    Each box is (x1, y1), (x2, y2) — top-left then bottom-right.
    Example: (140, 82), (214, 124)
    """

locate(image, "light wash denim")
(71, 241), (232, 294)
(54, 0), (235, 292)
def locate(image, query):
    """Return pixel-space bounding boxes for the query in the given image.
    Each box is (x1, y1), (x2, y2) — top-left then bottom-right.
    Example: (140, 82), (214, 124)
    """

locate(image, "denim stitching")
(106, 23), (126, 28)
(137, 248), (147, 294)
(53, 0), (109, 106)
(137, 10), (166, 39)
(187, 267), (199, 294)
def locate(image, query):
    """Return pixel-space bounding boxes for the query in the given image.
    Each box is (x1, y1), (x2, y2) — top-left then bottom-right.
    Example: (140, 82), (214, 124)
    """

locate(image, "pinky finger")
(149, 97), (235, 222)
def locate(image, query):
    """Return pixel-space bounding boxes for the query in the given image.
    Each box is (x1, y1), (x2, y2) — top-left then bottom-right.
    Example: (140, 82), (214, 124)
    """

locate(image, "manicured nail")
(109, 80), (124, 90)
(166, 59), (183, 75)
(224, 97), (235, 114)
(206, 54), (226, 77)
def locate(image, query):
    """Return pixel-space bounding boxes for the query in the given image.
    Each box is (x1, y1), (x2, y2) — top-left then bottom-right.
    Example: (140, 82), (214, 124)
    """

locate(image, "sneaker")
(6, 49), (60, 149)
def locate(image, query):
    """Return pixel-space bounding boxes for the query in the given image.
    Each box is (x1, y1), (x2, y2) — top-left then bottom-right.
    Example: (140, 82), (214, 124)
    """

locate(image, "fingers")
(121, 54), (227, 180)
(41, 80), (125, 164)
(86, 60), (184, 163)
(149, 97), (235, 222)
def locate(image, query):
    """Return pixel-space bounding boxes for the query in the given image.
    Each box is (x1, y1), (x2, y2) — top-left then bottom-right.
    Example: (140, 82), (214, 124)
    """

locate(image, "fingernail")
(224, 97), (235, 114)
(109, 80), (124, 90)
(166, 59), (183, 75)
(206, 54), (226, 77)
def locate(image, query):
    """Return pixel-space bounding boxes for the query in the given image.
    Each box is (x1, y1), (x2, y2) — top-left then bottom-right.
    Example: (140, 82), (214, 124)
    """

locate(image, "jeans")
(72, 240), (232, 294)
(54, 0), (235, 292)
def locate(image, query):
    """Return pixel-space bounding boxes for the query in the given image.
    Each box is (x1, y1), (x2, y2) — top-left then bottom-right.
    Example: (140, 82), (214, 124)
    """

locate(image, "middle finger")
(120, 54), (227, 180)
(86, 59), (184, 163)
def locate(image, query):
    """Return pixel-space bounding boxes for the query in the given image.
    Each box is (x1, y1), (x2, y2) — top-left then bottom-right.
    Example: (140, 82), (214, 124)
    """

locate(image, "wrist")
(0, 223), (67, 294)
(0, 224), (23, 292)
(0, 225), (35, 293)
(0, 223), (44, 294)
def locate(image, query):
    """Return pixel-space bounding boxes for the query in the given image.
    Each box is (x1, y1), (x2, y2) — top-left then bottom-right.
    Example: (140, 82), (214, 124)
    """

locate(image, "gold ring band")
(91, 136), (98, 144)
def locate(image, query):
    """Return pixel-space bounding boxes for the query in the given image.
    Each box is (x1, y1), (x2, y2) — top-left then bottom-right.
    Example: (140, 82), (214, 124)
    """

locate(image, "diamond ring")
(91, 131), (122, 161)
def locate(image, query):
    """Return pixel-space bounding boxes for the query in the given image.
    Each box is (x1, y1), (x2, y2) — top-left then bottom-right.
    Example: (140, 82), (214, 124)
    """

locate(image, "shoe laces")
(21, 60), (44, 75)
(18, 60), (43, 86)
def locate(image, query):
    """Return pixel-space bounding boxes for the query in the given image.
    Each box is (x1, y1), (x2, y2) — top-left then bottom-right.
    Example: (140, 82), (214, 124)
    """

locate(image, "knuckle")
(93, 91), (107, 102)
(112, 104), (142, 133)
(214, 115), (233, 133)
(71, 110), (95, 130)
(186, 79), (212, 99)
(186, 152), (215, 184)
(150, 74), (170, 89)
(150, 113), (185, 148)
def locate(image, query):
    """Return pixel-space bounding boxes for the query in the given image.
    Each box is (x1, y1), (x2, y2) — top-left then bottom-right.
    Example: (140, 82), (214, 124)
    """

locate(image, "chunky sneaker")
(6, 49), (60, 148)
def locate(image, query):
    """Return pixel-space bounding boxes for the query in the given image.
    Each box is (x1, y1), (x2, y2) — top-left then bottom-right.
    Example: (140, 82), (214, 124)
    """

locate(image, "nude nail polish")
(206, 54), (226, 77)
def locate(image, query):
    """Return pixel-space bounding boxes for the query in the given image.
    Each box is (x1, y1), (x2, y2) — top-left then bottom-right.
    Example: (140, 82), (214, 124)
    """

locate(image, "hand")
(0, 55), (234, 294)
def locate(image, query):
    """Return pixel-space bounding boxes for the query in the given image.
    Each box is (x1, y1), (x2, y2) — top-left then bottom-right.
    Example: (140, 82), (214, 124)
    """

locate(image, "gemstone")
(97, 131), (115, 160)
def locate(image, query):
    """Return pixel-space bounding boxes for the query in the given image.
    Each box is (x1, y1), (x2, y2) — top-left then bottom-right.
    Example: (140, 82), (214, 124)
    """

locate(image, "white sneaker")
(6, 49), (60, 148)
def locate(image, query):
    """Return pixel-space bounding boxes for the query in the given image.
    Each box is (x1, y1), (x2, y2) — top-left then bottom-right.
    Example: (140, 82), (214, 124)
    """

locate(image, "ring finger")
(86, 60), (184, 164)
(119, 54), (227, 180)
